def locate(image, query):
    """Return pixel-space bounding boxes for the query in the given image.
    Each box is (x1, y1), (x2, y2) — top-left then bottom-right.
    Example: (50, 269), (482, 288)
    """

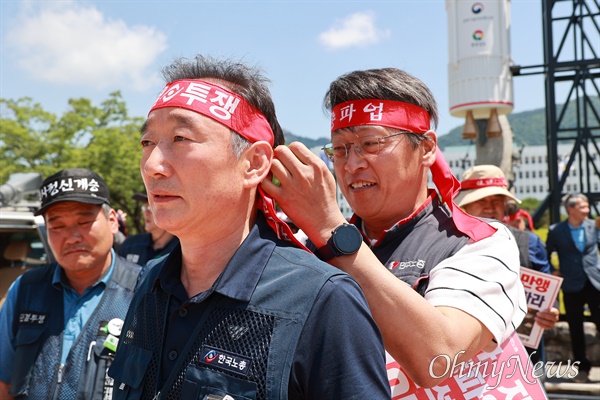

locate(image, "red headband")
(461, 177), (508, 190)
(150, 79), (274, 146)
(331, 99), (431, 133)
(149, 80), (308, 250)
(504, 209), (535, 230)
(330, 99), (496, 242)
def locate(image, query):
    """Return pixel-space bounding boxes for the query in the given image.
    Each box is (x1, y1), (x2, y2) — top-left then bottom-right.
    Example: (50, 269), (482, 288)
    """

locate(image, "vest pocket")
(182, 366), (256, 400)
(108, 344), (152, 398)
(14, 324), (45, 345)
(12, 325), (47, 396)
(76, 340), (115, 400)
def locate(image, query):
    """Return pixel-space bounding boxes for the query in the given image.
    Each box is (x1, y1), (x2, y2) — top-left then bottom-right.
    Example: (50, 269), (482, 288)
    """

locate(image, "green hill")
(285, 96), (599, 150)
(284, 130), (328, 148)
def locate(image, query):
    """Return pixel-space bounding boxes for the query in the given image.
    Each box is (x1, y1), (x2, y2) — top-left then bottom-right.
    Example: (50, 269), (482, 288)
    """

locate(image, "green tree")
(0, 93), (146, 233)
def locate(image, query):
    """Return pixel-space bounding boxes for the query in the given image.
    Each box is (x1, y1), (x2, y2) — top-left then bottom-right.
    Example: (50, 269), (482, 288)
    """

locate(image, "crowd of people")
(0, 54), (598, 399)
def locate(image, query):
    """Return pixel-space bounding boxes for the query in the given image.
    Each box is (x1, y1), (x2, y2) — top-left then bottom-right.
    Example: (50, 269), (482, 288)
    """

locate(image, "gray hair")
(161, 55), (284, 147)
(562, 193), (588, 208)
(230, 132), (252, 158)
(102, 203), (112, 218)
(324, 68), (439, 131)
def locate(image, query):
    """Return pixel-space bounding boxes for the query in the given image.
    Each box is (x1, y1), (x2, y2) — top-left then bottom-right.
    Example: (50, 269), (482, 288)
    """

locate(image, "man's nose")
(142, 144), (171, 178)
(344, 144), (368, 173)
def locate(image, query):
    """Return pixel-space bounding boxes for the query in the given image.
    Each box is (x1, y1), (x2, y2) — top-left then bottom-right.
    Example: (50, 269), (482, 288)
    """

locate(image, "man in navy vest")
(108, 56), (390, 399)
(0, 168), (141, 399)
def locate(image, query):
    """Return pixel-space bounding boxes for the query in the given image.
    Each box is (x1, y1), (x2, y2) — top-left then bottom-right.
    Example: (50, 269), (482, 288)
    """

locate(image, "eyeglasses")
(322, 132), (405, 163)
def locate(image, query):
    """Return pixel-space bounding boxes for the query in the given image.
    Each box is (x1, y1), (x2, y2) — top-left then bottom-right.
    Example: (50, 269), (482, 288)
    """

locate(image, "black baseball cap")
(35, 168), (111, 216)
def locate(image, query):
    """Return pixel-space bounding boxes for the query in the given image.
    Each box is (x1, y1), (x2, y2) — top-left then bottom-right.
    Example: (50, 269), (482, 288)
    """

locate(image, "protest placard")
(517, 268), (563, 349)
(386, 333), (547, 399)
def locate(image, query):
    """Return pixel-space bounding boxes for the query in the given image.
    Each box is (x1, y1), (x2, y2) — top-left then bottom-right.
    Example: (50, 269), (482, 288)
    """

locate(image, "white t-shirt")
(425, 221), (527, 350)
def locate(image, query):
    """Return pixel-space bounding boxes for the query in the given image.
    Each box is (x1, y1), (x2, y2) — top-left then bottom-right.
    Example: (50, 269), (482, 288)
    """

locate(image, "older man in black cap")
(0, 168), (142, 399)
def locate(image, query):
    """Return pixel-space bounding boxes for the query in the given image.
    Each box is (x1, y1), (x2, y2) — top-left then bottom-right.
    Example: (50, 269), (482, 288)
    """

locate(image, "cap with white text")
(35, 168), (111, 216)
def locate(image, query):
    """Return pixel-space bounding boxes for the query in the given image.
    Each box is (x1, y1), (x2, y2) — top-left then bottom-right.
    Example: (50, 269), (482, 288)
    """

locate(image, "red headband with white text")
(331, 99), (496, 242)
(461, 177), (508, 190)
(149, 79), (307, 250)
(332, 99), (431, 133)
(150, 79), (274, 146)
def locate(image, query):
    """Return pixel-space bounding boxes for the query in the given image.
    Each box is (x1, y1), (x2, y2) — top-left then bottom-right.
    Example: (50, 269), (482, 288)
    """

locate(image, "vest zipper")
(52, 364), (65, 399)
(57, 363), (64, 383)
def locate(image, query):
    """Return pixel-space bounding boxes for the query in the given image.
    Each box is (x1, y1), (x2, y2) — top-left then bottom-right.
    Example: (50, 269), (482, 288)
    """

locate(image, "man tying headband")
(108, 55), (390, 400)
(262, 67), (530, 394)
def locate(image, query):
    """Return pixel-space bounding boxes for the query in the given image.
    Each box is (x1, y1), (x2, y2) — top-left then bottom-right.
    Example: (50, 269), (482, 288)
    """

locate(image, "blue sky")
(1, 0), (547, 140)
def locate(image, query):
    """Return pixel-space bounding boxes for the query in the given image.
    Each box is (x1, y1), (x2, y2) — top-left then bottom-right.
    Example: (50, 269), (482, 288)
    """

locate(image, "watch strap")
(316, 242), (338, 262)
(316, 223), (362, 261)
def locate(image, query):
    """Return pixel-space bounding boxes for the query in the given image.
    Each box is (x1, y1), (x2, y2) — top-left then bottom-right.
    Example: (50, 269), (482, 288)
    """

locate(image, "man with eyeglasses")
(117, 192), (178, 267)
(262, 68), (529, 394)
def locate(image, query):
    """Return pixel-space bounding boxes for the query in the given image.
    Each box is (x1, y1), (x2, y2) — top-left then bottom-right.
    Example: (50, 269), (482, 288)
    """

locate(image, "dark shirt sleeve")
(528, 233), (552, 274)
(288, 275), (391, 400)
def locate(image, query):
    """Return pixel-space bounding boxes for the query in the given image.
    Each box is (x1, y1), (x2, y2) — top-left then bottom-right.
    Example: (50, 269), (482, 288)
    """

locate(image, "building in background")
(436, 144), (600, 202)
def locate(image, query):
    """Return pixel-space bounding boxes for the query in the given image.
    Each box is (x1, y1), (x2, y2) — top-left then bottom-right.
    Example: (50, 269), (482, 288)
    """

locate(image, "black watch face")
(333, 225), (362, 255)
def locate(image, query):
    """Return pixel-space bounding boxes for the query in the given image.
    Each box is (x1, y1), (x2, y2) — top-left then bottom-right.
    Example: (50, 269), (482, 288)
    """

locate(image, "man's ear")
(422, 130), (437, 168)
(108, 208), (119, 235)
(242, 141), (273, 188)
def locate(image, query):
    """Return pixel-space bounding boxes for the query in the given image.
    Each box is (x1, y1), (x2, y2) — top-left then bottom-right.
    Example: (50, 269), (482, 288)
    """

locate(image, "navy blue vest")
(11, 256), (141, 399)
(109, 234), (345, 399)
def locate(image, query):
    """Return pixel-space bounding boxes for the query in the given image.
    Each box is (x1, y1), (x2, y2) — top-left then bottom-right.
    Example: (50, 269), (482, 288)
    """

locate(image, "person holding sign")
(455, 164), (560, 366)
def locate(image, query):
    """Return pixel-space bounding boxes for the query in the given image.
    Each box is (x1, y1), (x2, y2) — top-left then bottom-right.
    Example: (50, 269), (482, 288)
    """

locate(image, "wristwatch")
(316, 223), (363, 261)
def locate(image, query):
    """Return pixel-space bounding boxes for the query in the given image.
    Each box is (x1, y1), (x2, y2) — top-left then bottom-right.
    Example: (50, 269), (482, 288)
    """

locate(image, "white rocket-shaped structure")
(446, 0), (516, 173)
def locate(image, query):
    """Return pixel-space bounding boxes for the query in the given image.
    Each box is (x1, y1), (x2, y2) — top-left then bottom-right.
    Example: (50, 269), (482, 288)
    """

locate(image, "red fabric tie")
(461, 177), (508, 190)
(430, 150), (497, 241)
(258, 187), (309, 251)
